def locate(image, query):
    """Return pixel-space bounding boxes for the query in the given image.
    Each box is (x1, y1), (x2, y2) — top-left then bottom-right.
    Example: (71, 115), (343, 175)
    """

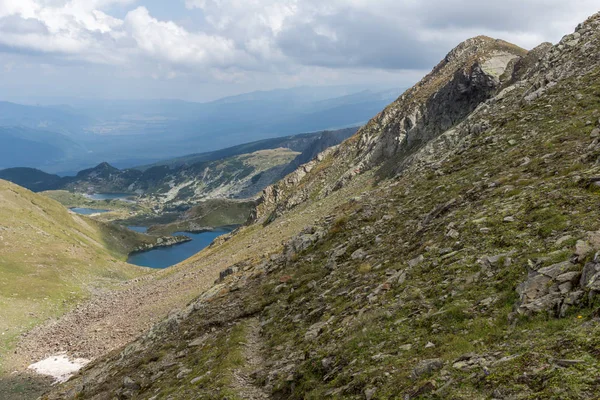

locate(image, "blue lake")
(127, 229), (230, 269)
(71, 208), (110, 215)
(86, 193), (134, 201)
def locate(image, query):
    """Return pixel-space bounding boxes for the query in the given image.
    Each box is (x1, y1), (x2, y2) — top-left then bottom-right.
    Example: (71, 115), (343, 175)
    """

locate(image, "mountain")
(0, 168), (63, 192)
(0, 87), (395, 173)
(0, 127), (85, 170)
(0, 128), (356, 210)
(0, 102), (92, 136)
(139, 127), (358, 170)
(30, 13), (600, 400)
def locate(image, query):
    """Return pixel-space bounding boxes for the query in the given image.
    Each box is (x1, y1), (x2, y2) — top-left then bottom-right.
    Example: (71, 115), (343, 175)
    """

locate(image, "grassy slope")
(0, 180), (148, 372)
(45, 43), (600, 400)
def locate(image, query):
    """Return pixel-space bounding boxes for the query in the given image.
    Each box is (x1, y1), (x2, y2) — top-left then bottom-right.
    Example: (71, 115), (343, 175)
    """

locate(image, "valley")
(2, 7), (600, 400)
(28, 12), (600, 399)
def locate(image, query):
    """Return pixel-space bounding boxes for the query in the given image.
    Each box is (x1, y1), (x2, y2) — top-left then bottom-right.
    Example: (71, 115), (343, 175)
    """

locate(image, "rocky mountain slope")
(33, 12), (600, 400)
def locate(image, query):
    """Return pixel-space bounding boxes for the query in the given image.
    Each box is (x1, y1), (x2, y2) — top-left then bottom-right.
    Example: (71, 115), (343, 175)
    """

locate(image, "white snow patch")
(28, 354), (90, 384)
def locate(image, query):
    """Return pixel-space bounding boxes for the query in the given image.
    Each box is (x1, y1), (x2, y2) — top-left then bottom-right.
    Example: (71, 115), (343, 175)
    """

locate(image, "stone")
(408, 255), (424, 268)
(575, 240), (593, 262)
(555, 235), (573, 247)
(305, 321), (327, 340)
(538, 261), (573, 279)
(580, 262), (600, 287)
(564, 290), (584, 305)
(452, 361), (469, 370)
(321, 357), (334, 371)
(556, 271), (580, 283)
(503, 216), (515, 223)
(123, 377), (140, 391)
(177, 368), (192, 379)
(425, 341), (436, 348)
(364, 387), (377, 400)
(518, 273), (552, 300)
(591, 128), (600, 138)
(558, 282), (573, 294)
(188, 335), (208, 347)
(412, 359), (443, 379)
(399, 344), (413, 351)
(351, 248), (367, 260)
(446, 229), (460, 239)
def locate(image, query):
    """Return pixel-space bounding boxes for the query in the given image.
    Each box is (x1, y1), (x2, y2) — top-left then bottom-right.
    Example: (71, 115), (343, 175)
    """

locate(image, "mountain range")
(0, 128), (357, 210)
(0, 87), (399, 174)
(4, 11), (600, 400)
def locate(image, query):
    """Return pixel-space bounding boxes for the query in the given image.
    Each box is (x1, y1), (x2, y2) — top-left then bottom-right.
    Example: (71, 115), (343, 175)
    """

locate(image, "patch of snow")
(28, 353), (90, 384)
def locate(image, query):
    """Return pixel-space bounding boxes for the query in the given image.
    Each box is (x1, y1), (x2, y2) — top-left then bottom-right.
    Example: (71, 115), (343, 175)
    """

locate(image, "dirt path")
(232, 318), (270, 400)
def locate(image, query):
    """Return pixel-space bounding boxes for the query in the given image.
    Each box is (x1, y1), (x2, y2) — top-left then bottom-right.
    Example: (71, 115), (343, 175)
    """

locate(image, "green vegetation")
(40, 18), (600, 400)
(0, 181), (149, 373)
(147, 199), (255, 235)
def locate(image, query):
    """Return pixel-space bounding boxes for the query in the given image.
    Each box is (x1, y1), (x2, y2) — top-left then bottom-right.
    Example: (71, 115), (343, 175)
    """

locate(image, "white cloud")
(124, 6), (240, 67)
(0, 0), (598, 95)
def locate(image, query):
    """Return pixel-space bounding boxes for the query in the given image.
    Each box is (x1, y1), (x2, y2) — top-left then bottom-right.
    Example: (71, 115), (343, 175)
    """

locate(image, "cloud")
(0, 0), (597, 87)
(124, 6), (240, 67)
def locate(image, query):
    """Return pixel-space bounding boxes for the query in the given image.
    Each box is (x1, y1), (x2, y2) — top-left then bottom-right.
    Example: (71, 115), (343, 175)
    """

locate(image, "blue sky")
(0, 0), (597, 103)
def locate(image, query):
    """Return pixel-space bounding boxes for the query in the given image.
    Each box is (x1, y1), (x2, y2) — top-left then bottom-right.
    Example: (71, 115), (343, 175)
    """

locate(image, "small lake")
(86, 193), (135, 202)
(127, 229), (231, 269)
(70, 208), (110, 215)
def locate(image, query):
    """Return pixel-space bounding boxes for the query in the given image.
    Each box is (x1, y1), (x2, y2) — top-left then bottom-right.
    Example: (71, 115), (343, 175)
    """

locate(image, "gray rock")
(580, 262), (600, 287)
(575, 240), (593, 262)
(446, 229), (460, 239)
(538, 261), (573, 279)
(177, 368), (192, 379)
(408, 255), (424, 268)
(305, 321), (327, 340)
(123, 377), (140, 391)
(351, 248), (367, 260)
(555, 235), (573, 246)
(321, 357), (334, 371)
(412, 359), (443, 379)
(364, 387), (377, 400)
(556, 271), (580, 283)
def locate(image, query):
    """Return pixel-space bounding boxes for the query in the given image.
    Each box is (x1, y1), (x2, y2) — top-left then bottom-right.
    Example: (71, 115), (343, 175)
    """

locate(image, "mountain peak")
(95, 162), (116, 170)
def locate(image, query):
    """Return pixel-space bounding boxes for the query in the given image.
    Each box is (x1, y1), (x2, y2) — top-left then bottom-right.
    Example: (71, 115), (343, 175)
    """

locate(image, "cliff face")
(41, 12), (600, 400)
(253, 37), (528, 223)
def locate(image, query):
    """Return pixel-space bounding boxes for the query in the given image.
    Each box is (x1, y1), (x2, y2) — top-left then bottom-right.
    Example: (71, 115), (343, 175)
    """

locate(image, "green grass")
(0, 181), (149, 373)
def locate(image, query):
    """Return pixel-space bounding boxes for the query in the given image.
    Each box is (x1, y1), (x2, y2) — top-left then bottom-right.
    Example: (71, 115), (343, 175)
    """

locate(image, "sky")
(0, 0), (597, 103)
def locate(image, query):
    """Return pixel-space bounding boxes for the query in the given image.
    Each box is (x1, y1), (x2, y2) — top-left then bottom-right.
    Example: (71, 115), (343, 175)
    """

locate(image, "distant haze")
(0, 86), (402, 174)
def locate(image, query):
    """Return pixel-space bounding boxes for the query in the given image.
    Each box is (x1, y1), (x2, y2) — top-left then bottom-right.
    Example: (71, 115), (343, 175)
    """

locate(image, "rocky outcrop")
(253, 36), (527, 224)
(132, 235), (192, 253)
(516, 230), (600, 317)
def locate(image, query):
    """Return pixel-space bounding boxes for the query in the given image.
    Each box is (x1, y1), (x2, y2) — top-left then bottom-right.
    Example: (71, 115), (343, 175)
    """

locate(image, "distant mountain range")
(0, 86), (401, 174)
(0, 127), (357, 207)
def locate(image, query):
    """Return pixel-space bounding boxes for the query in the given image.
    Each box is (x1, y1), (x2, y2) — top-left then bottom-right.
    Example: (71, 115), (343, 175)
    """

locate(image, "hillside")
(0, 168), (64, 192)
(0, 180), (154, 375)
(33, 11), (600, 400)
(0, 127), (85, 170)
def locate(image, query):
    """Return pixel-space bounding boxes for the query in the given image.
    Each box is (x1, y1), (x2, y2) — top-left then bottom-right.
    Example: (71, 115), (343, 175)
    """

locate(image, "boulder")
(412, 359), (443, 379)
